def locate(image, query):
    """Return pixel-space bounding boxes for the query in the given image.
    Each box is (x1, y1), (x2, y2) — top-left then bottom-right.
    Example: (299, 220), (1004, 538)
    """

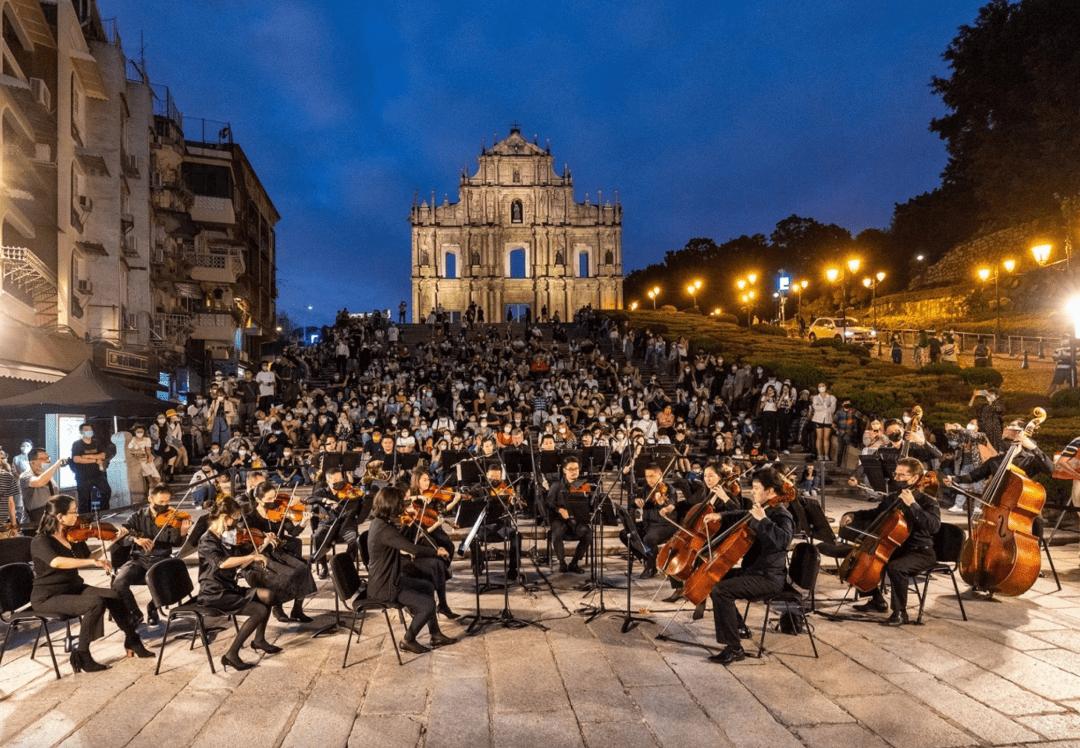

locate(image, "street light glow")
(847, 258), (860, 274)
(826, 268), (839, 283)
(1003, 259), (1016, 273)
(978, 267), (991, 282)
(800, 280), (808, 289)
(630, 301), (638, 310)
(737, 279), (746, 290)
(747, 273), (757, 285)
(876, 271), (885, 282)
(1032, 244), (1052, 265)
(862, 278), (871, 288)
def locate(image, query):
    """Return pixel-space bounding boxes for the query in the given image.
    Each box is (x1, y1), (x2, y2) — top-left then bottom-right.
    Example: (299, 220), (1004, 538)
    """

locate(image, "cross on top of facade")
(509, 121), (522, 132)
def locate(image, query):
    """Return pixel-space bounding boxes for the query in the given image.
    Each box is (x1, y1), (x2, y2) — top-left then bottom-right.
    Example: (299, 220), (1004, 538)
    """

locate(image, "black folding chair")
(911, 523), (968, 624)
(804, 504), (857, 571)
(329, 553), (405, 667)
(145, 558), (239, 675)
(1033, 515), (1060, 592)
(742, 542), (820, 658)
(0, 562), (72, 679)
(0, 536), (33, 566)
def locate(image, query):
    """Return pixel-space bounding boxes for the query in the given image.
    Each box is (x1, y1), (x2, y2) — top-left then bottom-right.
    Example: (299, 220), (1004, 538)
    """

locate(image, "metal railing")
(150, 312), (191, 341)
(874, 328), (1063, 358)
(182, 249), (244, 274)
(192, 312), (235, 328)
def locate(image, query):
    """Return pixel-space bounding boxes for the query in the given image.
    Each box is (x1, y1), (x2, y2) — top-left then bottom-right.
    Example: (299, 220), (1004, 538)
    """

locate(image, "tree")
(769, 215), (854, 275)
(930, 0), (1080, 228)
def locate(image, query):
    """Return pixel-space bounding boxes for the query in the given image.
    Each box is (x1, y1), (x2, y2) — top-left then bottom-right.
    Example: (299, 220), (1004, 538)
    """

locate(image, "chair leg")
(38, 620), (61, 680)
(757, 601), (771, 658)
(802, 605), (819, 658)
(156, 614), (174, 675)
(343, 608), (360, 669)
(383, 608), (403, 666)
(912, 572), (930, 625)
(947, 571), (968, 622)
(196, 616), (216, 674)
(0, 624), (11, 668)
(1042, 538), (1062, 592)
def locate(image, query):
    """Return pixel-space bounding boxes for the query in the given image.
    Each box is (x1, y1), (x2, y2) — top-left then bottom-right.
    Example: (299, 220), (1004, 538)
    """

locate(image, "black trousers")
(397, 576), (439, 640)
(33, 585), (135, 650)
(112, 553), (168, 618)
(404, 556), (450, 607)
(869, 546), (936, 613)
(75, 474), (112, 514)
(619, 523), (677, 568)
(550, 517), (590, 564)
(710, 570), (783, 648)
(477, 523), (521, 575)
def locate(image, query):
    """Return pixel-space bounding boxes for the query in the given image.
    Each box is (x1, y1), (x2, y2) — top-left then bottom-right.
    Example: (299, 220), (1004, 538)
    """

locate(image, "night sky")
(100, 0), (987, 326)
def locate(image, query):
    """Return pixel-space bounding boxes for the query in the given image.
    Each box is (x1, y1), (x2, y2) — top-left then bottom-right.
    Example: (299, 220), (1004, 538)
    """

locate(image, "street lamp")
(978, 260), (1014, 345)
(686, 279), (702, 309)
(793, 279), (808, 320)
(1032, 244), (1052, 265)
(863, 271), (886, 355)
(630, 301), (638, 311)
(648, 286), (660, 310)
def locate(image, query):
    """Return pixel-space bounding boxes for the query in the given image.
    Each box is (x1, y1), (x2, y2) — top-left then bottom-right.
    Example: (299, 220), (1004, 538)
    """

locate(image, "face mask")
(717, 422), (725, 428)
(756, 369), (763, 375)
(888, 432), (902, 443)
(135, 431), (144, 437)
(152, 503), (170, 514)
(598, 416), (606, 422)
(239, 450), (247, 456)
(902, 416), (912, 424)
(818, 387), (827, 393)
(283, 451), (292, 458)
(331, 480), (346, 491)
(21, 445), (30, 454)
(504, 426), (511, 433)
(82, 431), (93, 438)
(211, 449), (220, 455)
(158, 418), (166, 424)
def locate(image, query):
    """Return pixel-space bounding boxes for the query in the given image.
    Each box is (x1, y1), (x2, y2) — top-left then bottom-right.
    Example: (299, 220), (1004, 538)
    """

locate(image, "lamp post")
(794, 279), (808, 320)
(686, 279), (702, 310)
(978, 259), (1014, 346)
(826, 258), (861, 342)
(736, 275), (758, 326)
(648, 286), (660, 310)
(863, 271), (886, 355)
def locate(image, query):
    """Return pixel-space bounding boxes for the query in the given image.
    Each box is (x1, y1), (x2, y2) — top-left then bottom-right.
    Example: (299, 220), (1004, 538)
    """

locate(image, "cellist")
(849, 457), (940, 625)
(703, 467), (794, 666)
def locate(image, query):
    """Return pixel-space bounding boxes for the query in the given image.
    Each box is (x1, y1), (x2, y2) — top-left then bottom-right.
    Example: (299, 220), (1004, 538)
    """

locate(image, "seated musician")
(875, 419), (941, 488)
(704, 467), (794, 665)
(112, 483), (191, 626)
(245, 481), (315, 623)
(367, 485), (458, 654)
(31, 495), (153, 672)
(546, 455), (591, 573)
(944, 419), (1054, 489)
(472, 463), (523, 581)
(197, 496), (280, 671)
(307, 466), (361, 579)
(623, 463), (685, 579)
(408, 466), (463, 559)
(849, 457), (941, 625)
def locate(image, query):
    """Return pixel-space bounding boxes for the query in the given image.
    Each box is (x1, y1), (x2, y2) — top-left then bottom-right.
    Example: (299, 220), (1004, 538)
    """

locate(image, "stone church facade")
(409, 126), (623, 323)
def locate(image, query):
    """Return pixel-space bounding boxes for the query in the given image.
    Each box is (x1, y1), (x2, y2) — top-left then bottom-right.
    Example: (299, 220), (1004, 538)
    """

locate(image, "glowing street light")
(862, 271), (886, 353)
(648, 286), (660, 310)
(793, 279), (809, 319)
(737, 279), (746, 290)
(747, 273), (757, 285)
(630, 301), (639, 311)
(1032, 243), (1052, 266)
(978, 259), (1014, 343)
(686, 279), (702, 308)
(826, 267), (839, 283)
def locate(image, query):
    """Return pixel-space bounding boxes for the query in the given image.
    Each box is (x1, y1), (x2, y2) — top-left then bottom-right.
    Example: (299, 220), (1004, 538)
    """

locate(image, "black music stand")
(309, 500), (363, 639)
(860, 455), (890, 495)
(614, 504), (655, 633)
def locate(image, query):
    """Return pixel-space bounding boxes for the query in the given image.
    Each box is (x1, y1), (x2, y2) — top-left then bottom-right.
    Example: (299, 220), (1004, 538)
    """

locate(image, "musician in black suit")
(623, 463), (685, 579)
(849, 457), (940, 626)
(545, 455), (591, 573)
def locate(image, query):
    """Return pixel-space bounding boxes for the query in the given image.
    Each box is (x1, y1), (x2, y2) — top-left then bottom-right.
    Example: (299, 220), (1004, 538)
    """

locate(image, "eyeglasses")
(63, 509), (79, 516)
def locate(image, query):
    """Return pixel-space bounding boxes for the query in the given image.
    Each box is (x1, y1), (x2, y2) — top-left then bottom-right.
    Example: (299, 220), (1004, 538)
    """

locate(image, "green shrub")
(759, 360), (825, 392)
(846, 390), (903, 419)
(1050, 388), (1080, 409)
(916, 362), (963, 377)
(690, 336), (723, 353)
(715, 313), (739, 325)
(750, 323), (787, 337)
(810, 337), (871, 358)
(959, 367), (1004, 388)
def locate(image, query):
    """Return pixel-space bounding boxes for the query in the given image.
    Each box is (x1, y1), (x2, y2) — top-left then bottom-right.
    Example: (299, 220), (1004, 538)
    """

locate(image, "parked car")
(806, 317), (877, 346)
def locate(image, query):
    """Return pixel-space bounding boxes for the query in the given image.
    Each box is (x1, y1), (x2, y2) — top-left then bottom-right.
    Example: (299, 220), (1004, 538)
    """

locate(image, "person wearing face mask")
(112, 483), (191, 626)
(187, 395), (209, 459)
(810, 383), (837, 461)
(847, 457), (941, 625)
(70, 422), (113, 514)
(207, 391), (236, 447)
(307, 467), (362, 579)
(272, 447), (304, 487)
(945, 419), (1053, 493)
(242, 481), (317, 624)
(127, 425), (161, 486)
(867, 420), (942, 491)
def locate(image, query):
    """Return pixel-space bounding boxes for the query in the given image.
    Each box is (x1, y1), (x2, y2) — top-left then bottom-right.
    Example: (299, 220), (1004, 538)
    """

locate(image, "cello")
(657, 469), (743, 583)
(959, 408), (1047, 596)
(681, 480), (796, 606)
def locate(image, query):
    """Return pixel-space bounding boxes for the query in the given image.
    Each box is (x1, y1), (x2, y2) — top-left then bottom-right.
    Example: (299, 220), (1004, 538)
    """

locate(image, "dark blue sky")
(101, 0), (986, 326)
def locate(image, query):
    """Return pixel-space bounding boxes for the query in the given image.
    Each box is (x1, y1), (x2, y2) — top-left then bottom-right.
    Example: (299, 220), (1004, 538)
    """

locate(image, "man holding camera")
(18, 449), (65, 526)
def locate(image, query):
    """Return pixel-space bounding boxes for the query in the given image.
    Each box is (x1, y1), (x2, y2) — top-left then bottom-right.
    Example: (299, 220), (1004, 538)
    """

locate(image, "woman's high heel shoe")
(125, 633), (154, 659)
(70, 650), (108, 673)
(220, 653), (255, 672)
(251, 640), (282, 654)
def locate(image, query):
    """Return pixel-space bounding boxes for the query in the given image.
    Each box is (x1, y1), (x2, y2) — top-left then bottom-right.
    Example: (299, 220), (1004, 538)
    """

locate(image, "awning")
(70, 55), (108, 101)
(75, 148), (110, 177)
(10, 0), (55, 49)
(174, 281), (203, 299)
(76, 241), (108, 257)
(0, 311), (88, 382)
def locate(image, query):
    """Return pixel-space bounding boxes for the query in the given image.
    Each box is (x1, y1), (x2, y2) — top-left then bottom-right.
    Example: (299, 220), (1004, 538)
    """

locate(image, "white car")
(807, 317), (877, 346)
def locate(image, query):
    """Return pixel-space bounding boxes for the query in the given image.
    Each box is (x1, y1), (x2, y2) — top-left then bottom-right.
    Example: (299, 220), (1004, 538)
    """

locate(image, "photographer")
(18, 449), (66, 526)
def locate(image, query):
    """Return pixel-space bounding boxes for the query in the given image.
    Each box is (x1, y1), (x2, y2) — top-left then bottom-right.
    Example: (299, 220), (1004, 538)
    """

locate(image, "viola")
(153, 508), (192, 531)
(959, 407), (1047, 596)
(265, 494), (306, 523)
(569, 480), (592, 494)
(681, 482), (796, 606)
(422, 487), (463, 503)
(232, 528), (267, 548)
(333, 483), (363, 501)
(65, 518), (120, 543)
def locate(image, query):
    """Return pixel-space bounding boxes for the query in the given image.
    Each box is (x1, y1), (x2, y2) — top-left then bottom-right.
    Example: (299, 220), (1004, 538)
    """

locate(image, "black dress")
(197, 530), (257, 612)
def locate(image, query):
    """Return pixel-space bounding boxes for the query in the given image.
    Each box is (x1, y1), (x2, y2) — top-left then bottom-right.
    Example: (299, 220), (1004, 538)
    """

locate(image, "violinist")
(307, 466), (361, 579)
(626, 463), (684, 579)
(243, 481), (315, 623)
(469, 463), (522, 580)
(944, 419), (1054, 491)
(30, 495), (153, 672)
(197, 496), (280, 671)
(112, 483), (191, 626)
(545, 456), (591, 573)
(705, 467), (794, 666)
(849, 457), (940, 626)
(367, 485), (458, 654)
(407, 467), (461, 559)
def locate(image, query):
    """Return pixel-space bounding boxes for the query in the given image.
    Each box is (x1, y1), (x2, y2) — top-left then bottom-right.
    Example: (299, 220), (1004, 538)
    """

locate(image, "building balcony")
(190, 194), (235, 225)
(183, 248), (244, 284)
(150, 312), (191, 347)
(190, 311), (237, 341)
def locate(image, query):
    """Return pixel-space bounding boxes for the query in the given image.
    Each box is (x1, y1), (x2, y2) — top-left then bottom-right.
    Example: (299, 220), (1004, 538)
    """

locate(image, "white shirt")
(255, 370), (276, 397)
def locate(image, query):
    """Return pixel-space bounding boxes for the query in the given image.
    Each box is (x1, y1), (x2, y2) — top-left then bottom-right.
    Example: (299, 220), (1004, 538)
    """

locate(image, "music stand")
(456, 458), (482, 485)
(310, 500), (363, 638)
(860, 455), (889, 495)
(455, 505), (500, 635)
(613, 504), (655, 633)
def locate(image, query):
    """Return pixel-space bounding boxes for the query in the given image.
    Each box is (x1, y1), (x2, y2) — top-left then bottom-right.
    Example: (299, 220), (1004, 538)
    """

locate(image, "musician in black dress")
(408, 466), (463, 559)
(30, 495), (152, 672)
(545, 455), (591, 573)
(704, 467), (794, 665)
(307, 466), (361, 578)
(197, 496), (280, 671)
(112, 483), (191, 626)
(244, 481), (316, 623)
(623, 463), (685, 579)
(367, 486), (458, 654)
(849, 457), (940, 625)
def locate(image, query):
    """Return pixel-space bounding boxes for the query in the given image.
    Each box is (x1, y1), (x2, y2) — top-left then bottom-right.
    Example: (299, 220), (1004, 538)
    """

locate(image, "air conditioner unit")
(29, 78), (51, 111)
(150, 170), (162, 188)
(123, 313), (138, 330)
(77, 195), (93, 212)
(76, 279), (92, 294)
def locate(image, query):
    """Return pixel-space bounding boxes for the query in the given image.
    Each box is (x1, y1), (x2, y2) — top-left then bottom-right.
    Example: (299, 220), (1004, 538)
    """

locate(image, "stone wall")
(914, 218), (1062, 288)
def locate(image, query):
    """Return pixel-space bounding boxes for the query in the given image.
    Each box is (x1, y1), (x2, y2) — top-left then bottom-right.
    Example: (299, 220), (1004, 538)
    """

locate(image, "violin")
(65, 518), (120, 543)
(333, 483), (363, 501)
(401, 499), (441, 529)
(265, 494), (306, 523)
(681, 481), (796, 606)
(226, 528), (267, 548)
(153, 508), (192, 531)
(959, 407), (1047, 596)
(422, 487), (464, 503)
(569, 479), (592, 494)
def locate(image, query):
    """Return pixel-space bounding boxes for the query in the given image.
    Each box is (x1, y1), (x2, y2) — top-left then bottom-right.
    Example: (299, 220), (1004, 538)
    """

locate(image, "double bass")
(959, 408), (1047, 596)
(681, 480), (796, 606)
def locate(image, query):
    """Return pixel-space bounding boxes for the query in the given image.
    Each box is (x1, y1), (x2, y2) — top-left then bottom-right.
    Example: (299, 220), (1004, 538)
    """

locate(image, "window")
(509, 248), (526, 278)
(444, 252), (457, 279)
(513, 170), (520, 183)
(511, 200), (523, 224)
(579, 252), (589, 278)
(182, 162), (232, 198)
